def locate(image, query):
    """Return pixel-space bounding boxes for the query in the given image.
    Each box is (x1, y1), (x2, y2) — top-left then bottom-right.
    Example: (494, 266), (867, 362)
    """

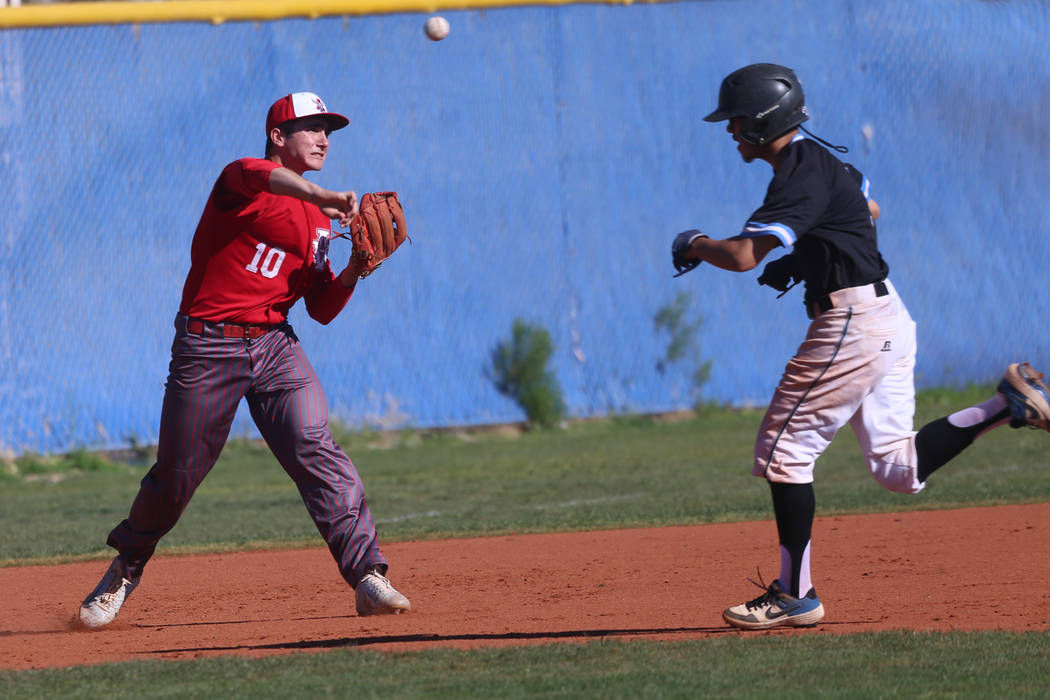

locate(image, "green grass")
(2, 387), (1048, 695)
(3, 632), (1049, 699)
(1, 385), (1046, 565)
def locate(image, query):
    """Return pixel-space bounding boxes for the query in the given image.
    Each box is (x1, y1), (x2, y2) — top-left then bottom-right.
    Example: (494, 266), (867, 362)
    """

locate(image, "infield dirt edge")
(3, 502), (1048, 670)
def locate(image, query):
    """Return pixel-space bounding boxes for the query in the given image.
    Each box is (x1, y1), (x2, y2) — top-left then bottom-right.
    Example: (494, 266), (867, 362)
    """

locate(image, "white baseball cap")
(265, 92), (349, 134)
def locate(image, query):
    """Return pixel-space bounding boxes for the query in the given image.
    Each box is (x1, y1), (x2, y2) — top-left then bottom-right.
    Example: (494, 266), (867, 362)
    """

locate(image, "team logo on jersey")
(312, 228), (331, 270)
(881, 340), (892, 352)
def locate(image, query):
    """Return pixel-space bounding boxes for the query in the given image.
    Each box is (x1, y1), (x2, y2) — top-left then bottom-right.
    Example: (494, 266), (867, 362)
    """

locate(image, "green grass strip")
(3, 385), (1048, 565)
(3, 631), (1049, 698)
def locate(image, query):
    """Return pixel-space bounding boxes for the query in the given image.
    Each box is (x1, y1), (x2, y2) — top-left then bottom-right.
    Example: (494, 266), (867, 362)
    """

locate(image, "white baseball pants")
(753, 280), (924, 494)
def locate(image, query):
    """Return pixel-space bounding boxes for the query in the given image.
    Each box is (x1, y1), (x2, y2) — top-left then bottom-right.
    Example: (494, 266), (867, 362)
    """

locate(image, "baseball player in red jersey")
(78, 92), (411, 628)
(672, 64), (1050, 630)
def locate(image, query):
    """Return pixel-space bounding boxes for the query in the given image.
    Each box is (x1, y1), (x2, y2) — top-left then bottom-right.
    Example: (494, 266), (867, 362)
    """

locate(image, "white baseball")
(425, 16), (450, 41)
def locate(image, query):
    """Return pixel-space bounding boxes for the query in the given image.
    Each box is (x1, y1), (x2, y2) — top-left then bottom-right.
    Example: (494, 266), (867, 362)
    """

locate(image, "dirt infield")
(3, 503), (1048, 670)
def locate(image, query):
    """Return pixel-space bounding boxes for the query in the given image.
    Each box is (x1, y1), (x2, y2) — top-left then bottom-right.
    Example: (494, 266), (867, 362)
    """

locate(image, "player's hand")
(320, 190), (358, 227)
(757, 253), (799, 293)
(672, 229), (707, 277)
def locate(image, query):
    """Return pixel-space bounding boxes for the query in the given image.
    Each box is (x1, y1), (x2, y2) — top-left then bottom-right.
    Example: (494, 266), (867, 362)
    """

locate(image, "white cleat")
(79, 557), (139, 629)
(723, 578), (824, 631)
(355, 569), (411, 616)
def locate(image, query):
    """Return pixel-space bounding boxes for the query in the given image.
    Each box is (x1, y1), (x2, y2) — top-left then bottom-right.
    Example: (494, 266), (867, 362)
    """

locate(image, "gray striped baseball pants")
(106, 314), (386, 587)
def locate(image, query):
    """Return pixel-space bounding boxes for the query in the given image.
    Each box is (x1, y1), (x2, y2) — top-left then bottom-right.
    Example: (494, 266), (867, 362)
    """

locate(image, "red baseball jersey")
(179, 158), (353, 325)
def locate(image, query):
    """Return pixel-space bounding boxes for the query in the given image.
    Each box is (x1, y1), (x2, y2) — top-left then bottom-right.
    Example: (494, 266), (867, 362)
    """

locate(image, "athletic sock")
(769, 481), (814, 598)
(916, 395), (1011, 482)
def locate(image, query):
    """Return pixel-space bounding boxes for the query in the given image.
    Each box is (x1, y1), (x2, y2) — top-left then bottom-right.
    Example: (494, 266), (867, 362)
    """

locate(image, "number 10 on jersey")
(245, 243), (286, 279)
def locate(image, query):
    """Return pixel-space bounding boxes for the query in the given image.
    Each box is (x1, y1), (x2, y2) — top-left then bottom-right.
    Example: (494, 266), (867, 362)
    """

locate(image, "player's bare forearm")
(689, 235), (780, 272)
(267, 167), (358, 224)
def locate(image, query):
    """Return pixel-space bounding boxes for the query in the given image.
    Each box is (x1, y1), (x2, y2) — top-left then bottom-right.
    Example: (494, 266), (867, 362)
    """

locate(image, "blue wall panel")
(1, 0), (1047, 454)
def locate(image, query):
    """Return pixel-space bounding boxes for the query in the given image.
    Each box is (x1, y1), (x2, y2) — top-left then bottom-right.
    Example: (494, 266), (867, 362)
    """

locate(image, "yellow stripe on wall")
(0, 0), (652, 29)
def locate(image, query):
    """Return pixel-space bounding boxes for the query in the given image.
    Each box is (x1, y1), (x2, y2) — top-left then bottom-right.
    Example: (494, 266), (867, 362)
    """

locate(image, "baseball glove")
(339, 191), (409, 277)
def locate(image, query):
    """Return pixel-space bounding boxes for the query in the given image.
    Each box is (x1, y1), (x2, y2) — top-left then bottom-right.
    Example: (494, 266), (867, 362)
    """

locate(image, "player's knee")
(753, 459), (814, 483)
(869, 462), (924, 494)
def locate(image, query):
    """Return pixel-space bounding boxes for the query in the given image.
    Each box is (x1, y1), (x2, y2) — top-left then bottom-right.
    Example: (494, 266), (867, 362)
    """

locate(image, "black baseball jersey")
(739, 134), (889, 304)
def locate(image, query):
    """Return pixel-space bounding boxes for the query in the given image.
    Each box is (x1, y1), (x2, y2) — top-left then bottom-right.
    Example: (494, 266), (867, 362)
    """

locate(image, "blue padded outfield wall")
(1, 0), (1048, 455)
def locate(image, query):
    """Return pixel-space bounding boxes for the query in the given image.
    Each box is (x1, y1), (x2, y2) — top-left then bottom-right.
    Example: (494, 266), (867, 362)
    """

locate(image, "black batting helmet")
(703, 63), (808, 145)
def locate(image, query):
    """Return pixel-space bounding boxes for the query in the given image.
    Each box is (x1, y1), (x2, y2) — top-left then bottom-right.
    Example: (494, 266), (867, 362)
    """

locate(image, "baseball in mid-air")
(424, 16), (450, 41)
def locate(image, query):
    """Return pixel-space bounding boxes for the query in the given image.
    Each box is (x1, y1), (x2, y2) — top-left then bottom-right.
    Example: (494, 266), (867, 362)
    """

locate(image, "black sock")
(915, 408), (1010, 482)
(769, 481), (814, 597)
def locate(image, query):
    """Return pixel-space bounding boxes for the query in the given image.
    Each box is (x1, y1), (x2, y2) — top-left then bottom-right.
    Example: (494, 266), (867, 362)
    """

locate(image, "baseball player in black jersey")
(672, 63), (1050, 630)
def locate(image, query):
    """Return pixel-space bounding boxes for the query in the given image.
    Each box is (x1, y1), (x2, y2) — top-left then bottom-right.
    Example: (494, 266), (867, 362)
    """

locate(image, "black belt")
(808, 280), (889, 319)
(185, 318), (274, 339)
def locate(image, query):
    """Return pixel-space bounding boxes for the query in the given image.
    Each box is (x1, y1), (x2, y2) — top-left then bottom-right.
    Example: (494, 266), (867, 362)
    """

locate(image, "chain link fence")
(2, 0), (1047, 455)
